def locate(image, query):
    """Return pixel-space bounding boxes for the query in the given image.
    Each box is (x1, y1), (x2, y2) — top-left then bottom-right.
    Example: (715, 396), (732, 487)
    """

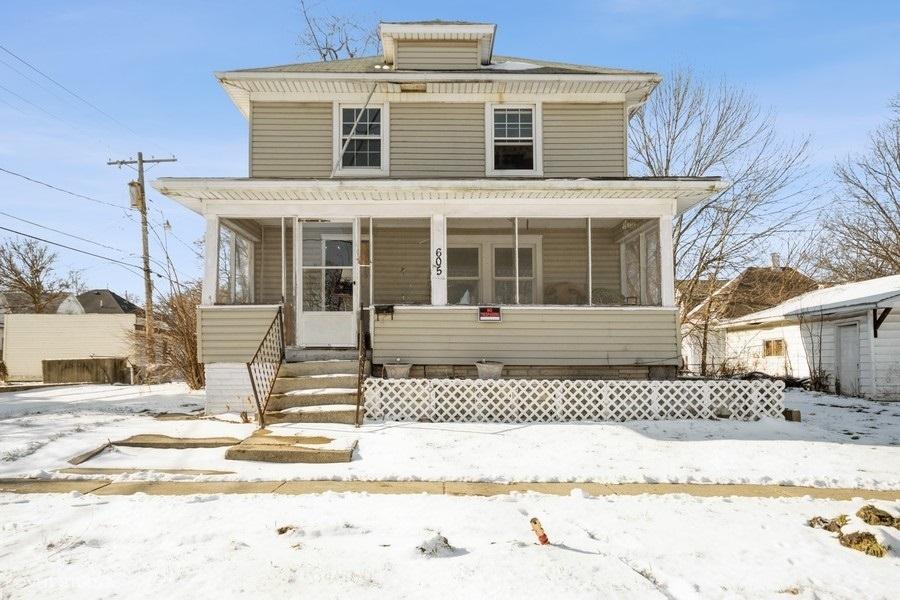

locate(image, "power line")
(0, 210), (128, 254)
(0, 225), (149, 277)
(0, 166), (128, 212)
(0, 43), (165, 152)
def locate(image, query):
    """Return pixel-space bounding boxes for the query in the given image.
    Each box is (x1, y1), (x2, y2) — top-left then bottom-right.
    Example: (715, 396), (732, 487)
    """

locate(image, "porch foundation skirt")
(364, 378), (785, 423)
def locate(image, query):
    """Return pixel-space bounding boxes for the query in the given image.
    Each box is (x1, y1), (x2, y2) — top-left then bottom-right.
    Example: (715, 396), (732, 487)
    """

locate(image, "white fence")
(364, 378), (785, 423)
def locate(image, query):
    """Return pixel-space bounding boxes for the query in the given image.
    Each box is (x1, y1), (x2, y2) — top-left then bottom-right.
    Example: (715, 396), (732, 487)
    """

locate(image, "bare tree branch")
(630, 69), (815, 374)
(0, 238), (70, 312)
(298, 0), (380, 62)
(816, 95), (900, 282)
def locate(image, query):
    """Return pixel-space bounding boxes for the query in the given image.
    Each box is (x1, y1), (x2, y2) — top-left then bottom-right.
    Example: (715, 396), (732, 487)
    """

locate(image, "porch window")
(447, 247), (481, 305)
(335, 105), (388, 175)
(487, 104), (541, 175)
(619, 222), (662, 306)
(216, 226), (254, 304)
(494, 247), (535, 304)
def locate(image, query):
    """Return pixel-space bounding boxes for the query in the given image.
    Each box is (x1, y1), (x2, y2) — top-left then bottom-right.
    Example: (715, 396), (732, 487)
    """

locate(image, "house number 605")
(433, 247), (443, 277)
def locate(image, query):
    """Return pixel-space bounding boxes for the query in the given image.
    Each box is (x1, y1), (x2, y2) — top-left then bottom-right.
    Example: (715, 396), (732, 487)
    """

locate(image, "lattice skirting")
(364, 379), (785, 423)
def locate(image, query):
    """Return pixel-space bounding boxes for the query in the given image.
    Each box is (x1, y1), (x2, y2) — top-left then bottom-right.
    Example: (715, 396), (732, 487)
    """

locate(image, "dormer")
(379, 21), (496, 71)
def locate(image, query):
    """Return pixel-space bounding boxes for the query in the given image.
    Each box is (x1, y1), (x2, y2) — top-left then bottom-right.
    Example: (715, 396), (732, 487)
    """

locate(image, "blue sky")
(1, 0), (898, 299)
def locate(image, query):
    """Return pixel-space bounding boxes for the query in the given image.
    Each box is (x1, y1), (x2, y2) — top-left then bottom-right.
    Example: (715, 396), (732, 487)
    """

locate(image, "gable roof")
(725, 275), (900, 324)
(686, 267), (819, 323)
(76, 289), (142, 315)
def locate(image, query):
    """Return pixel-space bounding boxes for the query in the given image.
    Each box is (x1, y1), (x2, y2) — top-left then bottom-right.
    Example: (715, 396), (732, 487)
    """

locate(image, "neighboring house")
(77, 289), (143, 315)
(681, 266), (818, 374)
(153, 21), (726, 414)
(692, 275), (900, 401)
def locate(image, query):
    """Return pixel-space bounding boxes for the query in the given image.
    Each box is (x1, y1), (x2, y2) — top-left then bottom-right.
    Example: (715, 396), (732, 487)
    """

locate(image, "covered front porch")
(202, 213), (678, 371)
(153, 177), (724, 375)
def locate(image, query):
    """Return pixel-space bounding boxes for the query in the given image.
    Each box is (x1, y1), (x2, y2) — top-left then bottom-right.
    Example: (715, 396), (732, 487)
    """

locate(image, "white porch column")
(430, 214), (447, 305)
(659, 214), (676, 308)
(202, 215), (220, 305)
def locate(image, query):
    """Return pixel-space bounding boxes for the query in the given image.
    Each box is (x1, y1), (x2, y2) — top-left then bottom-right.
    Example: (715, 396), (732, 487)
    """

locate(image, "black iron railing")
(354, 306), (367, 427)
(247, 306), (284, 428)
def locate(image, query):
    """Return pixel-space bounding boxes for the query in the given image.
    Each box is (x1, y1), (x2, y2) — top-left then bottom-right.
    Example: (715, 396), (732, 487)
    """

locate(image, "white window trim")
(447, 234), (543, 304)
(485, 102), (543, 177)
(332, 102), (390, 177)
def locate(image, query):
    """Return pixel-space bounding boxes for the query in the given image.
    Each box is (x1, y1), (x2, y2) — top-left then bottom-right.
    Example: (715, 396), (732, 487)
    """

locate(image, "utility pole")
(107, 152), (177, 363)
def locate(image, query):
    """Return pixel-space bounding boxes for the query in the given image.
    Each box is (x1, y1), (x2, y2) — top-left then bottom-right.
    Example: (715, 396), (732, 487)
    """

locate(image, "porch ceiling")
(153, 177), (726, 216)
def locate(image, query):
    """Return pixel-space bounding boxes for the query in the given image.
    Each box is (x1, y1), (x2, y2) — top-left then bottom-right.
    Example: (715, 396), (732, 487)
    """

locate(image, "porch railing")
(246, 306), (285, 428)
(354, 305), (368, 427)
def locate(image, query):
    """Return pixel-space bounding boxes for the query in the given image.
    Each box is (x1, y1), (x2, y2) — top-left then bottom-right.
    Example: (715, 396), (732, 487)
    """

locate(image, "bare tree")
(817, 95), (900, 283)
(0, 238), (69, 312)
(630, 69), (813, 373)
(298, 0), (379, 61)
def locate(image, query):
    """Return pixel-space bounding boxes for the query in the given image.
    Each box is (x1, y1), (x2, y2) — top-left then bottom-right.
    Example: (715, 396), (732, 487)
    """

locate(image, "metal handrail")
(354, 306), (367, 427)
(247, 306), (284, 428)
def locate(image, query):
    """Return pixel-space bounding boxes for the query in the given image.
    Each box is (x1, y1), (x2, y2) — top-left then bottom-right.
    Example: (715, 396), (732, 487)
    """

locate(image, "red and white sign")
(478, 306), (501, 322)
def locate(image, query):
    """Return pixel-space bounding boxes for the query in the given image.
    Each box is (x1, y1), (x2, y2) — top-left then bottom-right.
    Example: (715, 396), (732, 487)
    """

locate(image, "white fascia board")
(214, 70), (660, 84)
(154, 177), (725, 195)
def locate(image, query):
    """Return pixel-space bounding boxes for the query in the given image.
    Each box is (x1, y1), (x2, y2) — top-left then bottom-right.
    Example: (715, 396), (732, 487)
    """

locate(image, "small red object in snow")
(530, 518), (549, 545)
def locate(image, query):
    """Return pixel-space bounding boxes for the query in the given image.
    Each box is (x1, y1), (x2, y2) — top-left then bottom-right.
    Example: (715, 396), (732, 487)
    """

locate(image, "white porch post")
(659, 214), (676, 308)
(202, 215), (220, 305)
(280, 217), (287, 304)
(430, 214), (447, 305)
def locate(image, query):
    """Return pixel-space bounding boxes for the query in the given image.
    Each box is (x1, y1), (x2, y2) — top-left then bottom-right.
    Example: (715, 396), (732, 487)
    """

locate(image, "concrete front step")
(278, 360), (366, 378)
(265, 404), (361, 425)
(225, 432), (357, 464)
(267, 388), (359, 410)
(272, 373), (359, 394)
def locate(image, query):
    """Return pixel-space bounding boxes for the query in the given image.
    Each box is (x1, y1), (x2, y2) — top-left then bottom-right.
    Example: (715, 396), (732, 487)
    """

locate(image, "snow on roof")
(724, 275), (900, 324)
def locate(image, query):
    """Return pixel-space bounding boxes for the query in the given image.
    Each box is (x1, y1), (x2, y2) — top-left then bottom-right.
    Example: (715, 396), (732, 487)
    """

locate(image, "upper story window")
(333, 104), (389, 176)
(486, 103), (542, 176)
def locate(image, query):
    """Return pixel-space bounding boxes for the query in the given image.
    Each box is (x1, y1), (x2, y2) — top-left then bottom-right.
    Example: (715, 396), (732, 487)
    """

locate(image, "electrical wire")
(0, 210), (129, 255)
(0, 43), (168, 153)
(0, 225), (149, 278)
(0, 166), (129, 212)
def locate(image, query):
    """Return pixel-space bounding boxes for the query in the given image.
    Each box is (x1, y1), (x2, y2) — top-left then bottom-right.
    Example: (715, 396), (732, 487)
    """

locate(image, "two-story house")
(154, 21), (726, 418)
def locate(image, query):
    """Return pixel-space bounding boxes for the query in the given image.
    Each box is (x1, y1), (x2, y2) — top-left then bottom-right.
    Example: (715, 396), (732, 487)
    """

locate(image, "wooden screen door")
(296, 220), (358, 347)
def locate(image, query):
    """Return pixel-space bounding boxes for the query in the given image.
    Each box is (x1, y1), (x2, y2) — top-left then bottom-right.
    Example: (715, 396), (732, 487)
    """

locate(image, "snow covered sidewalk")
(1, 491), (898, 599)
(1, 384), (899, 490)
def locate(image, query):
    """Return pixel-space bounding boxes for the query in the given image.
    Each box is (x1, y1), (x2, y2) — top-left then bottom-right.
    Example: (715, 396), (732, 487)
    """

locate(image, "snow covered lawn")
(1, 491), (898, 599)
(1, 384), (899, 490)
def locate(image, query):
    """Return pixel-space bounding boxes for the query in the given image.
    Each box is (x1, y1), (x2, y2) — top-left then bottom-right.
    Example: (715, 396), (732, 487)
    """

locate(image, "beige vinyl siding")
(197, 305), (280, 363)
(543, 103), (626, 177)
(373, 307), (680, 365)
(372, 225), (431, 304)
(2, 314), (136, 381)
(254, 225), (293, 304)
(391, 103), (484, 177)
(395, 41), (480, 70)
(250, 102), (332, 178)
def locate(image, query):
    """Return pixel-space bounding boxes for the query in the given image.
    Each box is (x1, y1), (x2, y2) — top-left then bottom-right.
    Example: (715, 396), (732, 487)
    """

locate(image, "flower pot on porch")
(384, 361), (412, 379)
(475, 360), (504, 380)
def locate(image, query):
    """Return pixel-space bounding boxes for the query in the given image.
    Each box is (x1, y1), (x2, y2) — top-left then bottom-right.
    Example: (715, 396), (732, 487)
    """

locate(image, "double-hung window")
(487, 104), (541, 176)
(334, 104), (389, 175)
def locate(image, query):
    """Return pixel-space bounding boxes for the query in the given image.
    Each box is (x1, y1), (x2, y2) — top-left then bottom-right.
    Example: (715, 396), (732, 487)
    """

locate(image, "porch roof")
(152, 177), (726, 216)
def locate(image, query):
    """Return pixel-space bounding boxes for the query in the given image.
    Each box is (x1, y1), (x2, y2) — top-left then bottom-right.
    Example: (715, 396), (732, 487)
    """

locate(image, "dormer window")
(486, 103), (542, 176)
(333, 103), (390, 176)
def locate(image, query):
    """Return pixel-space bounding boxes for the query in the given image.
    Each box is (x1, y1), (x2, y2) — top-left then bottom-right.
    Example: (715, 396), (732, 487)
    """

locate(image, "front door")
(297, 220), (358, 347)
(837, 323), (860, 396)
